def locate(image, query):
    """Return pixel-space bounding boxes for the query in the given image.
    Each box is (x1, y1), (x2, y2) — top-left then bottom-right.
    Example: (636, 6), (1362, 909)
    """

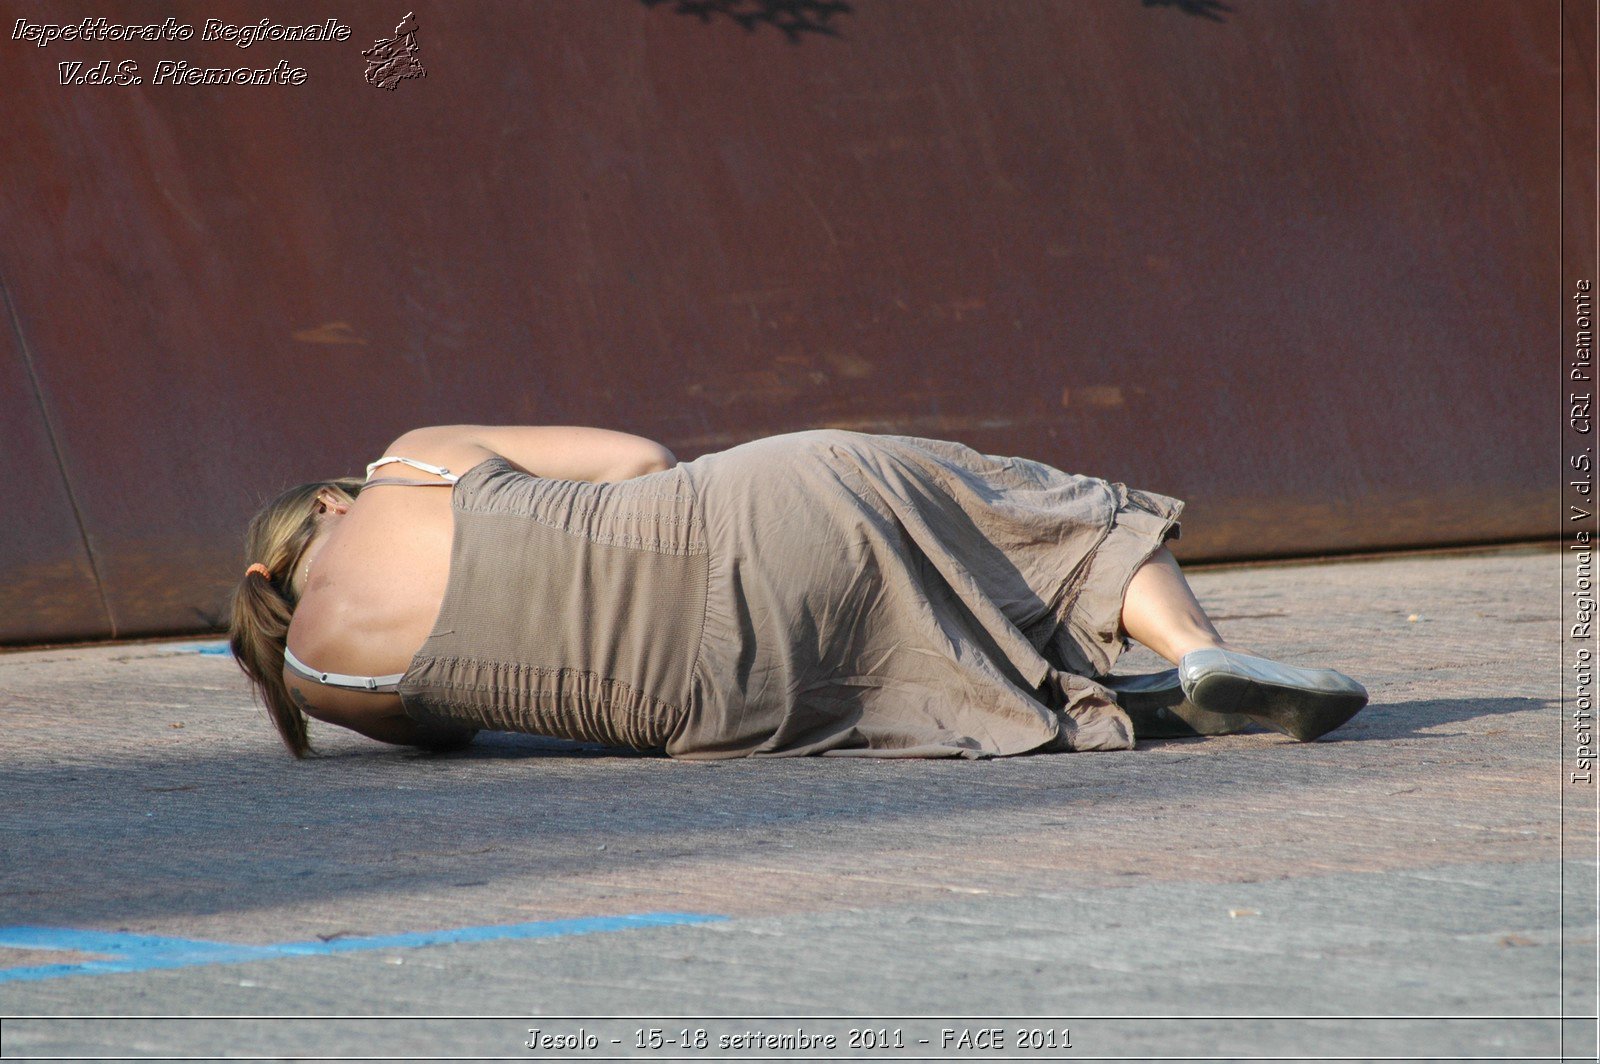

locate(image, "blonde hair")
(228, 477), (364, 757)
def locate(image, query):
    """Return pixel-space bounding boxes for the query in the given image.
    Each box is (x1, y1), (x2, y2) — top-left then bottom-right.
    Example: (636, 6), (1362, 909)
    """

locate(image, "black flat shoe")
(1101, 669), (1254, 739)
(1178, 648), (1368, 742)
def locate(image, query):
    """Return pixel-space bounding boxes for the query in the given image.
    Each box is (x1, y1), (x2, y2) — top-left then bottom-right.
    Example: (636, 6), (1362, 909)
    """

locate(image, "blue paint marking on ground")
(169, 641), (231, 655)
(0, 913), (727, 983)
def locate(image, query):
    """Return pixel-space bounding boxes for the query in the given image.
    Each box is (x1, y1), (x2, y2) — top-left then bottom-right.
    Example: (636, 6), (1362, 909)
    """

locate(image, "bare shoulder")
(285, 675), (476, 751)
(285, 674), (401, 732)
(378, 426), (499, 478)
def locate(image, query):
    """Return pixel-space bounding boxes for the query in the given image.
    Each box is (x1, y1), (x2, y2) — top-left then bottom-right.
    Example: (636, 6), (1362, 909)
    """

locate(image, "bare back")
(277, 425), (678, 745)
(285, 471), (459, 680)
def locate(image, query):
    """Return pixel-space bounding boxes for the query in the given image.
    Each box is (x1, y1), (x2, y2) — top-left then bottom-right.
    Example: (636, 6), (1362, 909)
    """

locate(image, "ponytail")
(227, 477), (363, 757)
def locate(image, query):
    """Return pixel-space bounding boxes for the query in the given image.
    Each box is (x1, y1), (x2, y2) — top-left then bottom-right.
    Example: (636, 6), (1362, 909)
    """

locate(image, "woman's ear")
(315, 489), (350, 515)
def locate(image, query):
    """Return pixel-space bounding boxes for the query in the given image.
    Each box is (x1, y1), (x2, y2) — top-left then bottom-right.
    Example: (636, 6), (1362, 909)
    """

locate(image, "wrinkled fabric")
(397, 430), (1183, 759)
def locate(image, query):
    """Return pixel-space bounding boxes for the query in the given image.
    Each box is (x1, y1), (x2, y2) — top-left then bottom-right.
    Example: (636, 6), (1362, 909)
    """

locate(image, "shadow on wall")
(635, 0), (1236, 42)
(1142, 0), (1235, 21)
(638, 0), (855, 42)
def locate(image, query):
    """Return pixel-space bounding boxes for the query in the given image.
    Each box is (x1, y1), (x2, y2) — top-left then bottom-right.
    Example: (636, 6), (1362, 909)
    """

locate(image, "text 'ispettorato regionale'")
(13, 17), (354, 86)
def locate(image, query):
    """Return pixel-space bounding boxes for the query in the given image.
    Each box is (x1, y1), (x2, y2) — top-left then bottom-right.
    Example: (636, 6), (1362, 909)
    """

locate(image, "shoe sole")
(1126, 700), (1256, 739)
(1104, 671), (1254, 739)
(1186, 671), (1368, 742)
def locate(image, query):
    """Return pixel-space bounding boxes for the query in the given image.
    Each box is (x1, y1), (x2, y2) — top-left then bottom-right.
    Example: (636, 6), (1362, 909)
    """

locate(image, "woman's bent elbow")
(646, 444), (677, 473)
(613, 443), (676, 480)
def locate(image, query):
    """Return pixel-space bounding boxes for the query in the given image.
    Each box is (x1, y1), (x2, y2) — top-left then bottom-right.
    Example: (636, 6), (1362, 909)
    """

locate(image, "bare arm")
(379, 425), (676, 483)
(288, 683), (478, 752)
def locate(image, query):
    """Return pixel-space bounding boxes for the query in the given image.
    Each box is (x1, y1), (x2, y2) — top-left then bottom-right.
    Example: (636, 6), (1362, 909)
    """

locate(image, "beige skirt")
(396, 430), (1183, 759)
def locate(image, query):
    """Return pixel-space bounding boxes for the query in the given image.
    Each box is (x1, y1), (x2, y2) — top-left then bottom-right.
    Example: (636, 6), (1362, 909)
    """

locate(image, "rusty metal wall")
(0, 0), (1565, 644)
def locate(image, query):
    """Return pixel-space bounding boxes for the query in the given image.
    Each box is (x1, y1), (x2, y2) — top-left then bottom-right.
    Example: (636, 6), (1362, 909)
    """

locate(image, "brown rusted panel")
(0, 0), (1560, 643)
(0, 294), (109, 643)
(1567, 0), (1598, 304)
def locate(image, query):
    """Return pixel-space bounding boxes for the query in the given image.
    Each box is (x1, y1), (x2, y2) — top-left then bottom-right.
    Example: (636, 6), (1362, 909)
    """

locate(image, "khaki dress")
(395, 430), (1183, 758)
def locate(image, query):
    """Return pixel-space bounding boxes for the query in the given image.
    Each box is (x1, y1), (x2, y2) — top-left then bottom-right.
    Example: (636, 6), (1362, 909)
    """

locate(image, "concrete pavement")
(0, 544), (1591, 1062)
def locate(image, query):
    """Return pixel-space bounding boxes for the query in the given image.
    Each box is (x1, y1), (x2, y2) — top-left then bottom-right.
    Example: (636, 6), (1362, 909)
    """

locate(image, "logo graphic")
(362, 12), (424, 90)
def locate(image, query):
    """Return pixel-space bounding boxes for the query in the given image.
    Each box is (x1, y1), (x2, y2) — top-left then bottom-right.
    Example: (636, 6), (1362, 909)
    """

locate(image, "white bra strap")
(365, 455), (460, 483)
(283, 646), (404, 693)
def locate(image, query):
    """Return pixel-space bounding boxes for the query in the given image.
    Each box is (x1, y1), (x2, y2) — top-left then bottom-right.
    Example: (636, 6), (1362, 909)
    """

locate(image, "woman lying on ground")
(228, 426), (1368, 759)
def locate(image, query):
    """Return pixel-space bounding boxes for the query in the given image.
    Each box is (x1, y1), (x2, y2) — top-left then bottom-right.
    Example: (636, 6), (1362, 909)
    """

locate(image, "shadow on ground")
(3, 695), (1548, 926)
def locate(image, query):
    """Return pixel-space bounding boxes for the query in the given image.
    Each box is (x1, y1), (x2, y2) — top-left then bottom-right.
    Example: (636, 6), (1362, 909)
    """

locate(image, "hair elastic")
(245, 563), (272, 580)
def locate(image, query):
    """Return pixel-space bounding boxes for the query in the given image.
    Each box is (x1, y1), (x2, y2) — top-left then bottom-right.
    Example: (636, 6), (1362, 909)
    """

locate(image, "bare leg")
(1118, 547), (1250, 664)
(1116, 547), (1369, 741)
